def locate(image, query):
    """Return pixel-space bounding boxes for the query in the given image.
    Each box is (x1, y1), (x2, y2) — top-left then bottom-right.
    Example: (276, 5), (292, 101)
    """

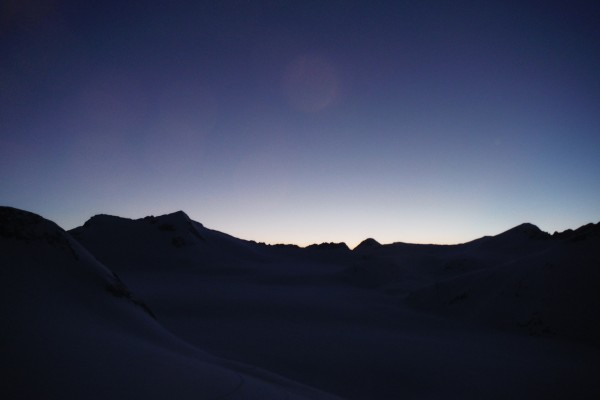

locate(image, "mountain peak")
(495, 222), (549, 241)
(305, 242), (350, 251)
(83, 214), (131, 227)
(354, 238), (381, 251)
(149, 210), (204, 231)
(552, 221), (600, 242)
(165, 210), (190, 220)
(514, 222), (540, 231)
(82, 211), (200, 229)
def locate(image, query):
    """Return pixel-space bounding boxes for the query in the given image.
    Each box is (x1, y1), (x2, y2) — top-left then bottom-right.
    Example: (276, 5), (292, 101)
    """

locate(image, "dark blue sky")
(2, 0), (599, 246)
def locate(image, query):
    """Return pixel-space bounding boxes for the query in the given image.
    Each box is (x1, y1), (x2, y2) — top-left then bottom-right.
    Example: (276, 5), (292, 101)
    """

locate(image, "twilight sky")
(1, 0), (599, 247)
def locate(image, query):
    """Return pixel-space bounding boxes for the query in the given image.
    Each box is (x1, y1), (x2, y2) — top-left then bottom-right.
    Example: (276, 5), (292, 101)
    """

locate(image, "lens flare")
(281, 55), (339, 113)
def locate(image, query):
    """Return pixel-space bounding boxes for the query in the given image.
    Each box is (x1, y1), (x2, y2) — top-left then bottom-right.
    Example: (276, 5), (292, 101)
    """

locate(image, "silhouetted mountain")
(553, 221), (600, 242)
(70, 210), (267, 272)
(0, 206), (344, 400)
(3, 206), (600, 399)
(472, 222), (549, 244)
(353, 238), (381, 251)
(305, 242), (350, 251)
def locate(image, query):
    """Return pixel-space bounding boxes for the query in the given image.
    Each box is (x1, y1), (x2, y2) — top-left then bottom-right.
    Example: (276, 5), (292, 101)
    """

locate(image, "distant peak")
(497, 222), (549, 240)
(166, 210), (190, 219)
(507, 223), (542, 234)
(141, 210), (190, 221)
(83, 214), (131, 227)
(552, 221), (600, 242)
(354, 238), (381, 251)
(514, 222), (540, 231)
(152, 210), (203, 227)
(305, 242), (350, 251)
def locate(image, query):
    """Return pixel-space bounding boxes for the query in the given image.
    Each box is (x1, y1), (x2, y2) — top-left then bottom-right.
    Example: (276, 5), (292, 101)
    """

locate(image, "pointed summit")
(163, 210), (191, 221)
(497, 223), (549, 240)
(354, 238), (381, 251)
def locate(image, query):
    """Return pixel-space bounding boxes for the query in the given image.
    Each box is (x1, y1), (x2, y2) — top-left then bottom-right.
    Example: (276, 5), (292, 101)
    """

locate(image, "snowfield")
(2, 206), (599, 399)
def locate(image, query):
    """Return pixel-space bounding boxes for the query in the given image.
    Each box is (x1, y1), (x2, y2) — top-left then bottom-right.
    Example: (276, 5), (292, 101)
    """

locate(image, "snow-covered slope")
(67, 210), (600, 399)
(405, 223), (600, 346)
(0, 207), (342, 400)
(69, 210), (266, 271)
(3, 206), (599, 399)
(348, 221), (600, 345)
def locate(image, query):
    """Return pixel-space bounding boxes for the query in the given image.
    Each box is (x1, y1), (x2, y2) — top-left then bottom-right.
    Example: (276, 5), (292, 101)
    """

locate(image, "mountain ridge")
(3, 205), (600, 399)
(0, 205), (345, 400)
(70, 209), (598, 250)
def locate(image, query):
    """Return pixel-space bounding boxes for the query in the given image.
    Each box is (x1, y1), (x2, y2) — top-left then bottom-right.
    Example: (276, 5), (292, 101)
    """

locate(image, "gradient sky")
(2, 0), (599, 247)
